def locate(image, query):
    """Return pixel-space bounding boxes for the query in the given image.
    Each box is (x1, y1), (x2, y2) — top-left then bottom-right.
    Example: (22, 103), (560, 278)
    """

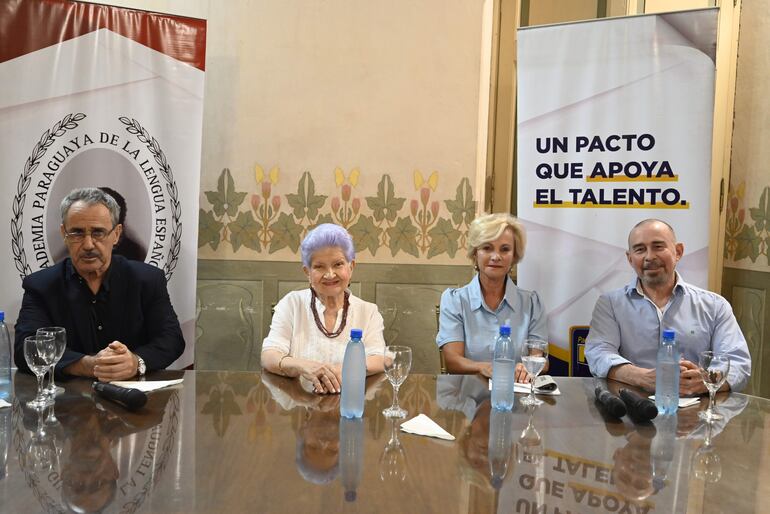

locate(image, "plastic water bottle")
(488, 408), (514, 489)
(655, 329), (679, 416)
(0, 312), (11, 402)
(339, 416), (363, 501)
(491, 325), (516, 411)
(340, 328), (366, 418)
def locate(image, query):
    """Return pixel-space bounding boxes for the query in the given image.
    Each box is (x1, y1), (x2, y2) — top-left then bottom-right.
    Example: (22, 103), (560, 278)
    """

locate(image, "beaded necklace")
(310, 288), (350, 338)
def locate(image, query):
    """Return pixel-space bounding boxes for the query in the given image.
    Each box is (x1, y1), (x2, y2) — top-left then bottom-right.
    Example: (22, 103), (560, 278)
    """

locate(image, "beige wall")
(525, 0), (600, 25)
(644, 0), (713, 13)
(197, 0), (491, 266)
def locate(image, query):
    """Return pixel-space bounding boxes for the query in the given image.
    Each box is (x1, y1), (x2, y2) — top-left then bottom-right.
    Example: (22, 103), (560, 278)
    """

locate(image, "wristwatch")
(136, 355), (146, 376)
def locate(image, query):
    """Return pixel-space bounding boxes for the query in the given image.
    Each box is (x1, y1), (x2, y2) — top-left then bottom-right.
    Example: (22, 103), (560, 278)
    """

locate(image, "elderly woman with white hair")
(261, 224), (385, 394)
(437, 213), (547, 381)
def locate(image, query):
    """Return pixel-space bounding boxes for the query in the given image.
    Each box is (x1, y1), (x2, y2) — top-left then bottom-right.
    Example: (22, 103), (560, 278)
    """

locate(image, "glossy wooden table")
(1, 371), (769, 513)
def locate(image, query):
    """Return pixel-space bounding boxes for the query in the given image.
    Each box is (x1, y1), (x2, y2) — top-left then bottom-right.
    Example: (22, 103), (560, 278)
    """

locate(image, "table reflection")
(515, 405), (543, 468)
(6, 372), (763, 513)
(488, 408), (514, 489)
(11, 372), (182, 514)
(379, 418), (407, 483)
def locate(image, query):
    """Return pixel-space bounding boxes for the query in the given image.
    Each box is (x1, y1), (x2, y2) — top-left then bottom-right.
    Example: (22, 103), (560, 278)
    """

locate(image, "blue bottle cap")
(0, 311), (4, 321)
(499, 325), (511, 336)
(662, 329), (675, 339)
(350, 328), (363, 339)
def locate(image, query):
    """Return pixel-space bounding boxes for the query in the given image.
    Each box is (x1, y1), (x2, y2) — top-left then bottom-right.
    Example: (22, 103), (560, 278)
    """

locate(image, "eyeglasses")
(64, 226), (116, 243)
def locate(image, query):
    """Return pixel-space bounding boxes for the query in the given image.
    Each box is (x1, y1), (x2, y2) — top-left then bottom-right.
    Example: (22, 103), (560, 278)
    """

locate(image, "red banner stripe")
(0, 0), (206, 70)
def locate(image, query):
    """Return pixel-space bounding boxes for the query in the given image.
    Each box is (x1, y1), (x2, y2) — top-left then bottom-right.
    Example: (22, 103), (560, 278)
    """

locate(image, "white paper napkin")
(111, 379), (183, 392)
(400, 414), (455, 441)
(0, 399), (10, 409)
(649, 395), (701, 409)
(488, 381), (561, 396)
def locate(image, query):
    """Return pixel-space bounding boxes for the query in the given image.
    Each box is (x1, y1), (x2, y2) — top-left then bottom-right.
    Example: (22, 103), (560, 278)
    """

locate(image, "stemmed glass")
(23, 334), (56, 408)
(697, 351), (730, 422)
(379, 418), (407, 482)
(382, 346), (412, 418)
(520, 339), (549, 406)
(37, 327), (66, 397)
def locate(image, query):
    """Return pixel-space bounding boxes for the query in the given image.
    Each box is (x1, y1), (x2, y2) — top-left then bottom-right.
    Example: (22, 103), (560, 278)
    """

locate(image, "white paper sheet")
(111, 379), (183, 392)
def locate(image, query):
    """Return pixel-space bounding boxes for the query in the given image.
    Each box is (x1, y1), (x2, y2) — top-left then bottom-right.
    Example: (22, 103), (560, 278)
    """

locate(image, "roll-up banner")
(516, 9), (718, 375)
(0, 0), (206, 368)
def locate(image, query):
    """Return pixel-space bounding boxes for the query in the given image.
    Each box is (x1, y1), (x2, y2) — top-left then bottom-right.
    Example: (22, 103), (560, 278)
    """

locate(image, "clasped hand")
(93, 341), (138, 382)
(300, 362), (342, 395)
(631, 360), (708, 395)
(679, 359), (708, 396)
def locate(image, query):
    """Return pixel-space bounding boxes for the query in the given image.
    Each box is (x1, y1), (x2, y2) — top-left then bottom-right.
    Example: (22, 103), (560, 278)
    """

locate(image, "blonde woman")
(437, 213), (547, 381)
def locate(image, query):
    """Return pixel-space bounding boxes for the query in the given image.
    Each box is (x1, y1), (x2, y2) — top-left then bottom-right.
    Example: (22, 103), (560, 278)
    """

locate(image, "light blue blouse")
(436, 275), (547, 362)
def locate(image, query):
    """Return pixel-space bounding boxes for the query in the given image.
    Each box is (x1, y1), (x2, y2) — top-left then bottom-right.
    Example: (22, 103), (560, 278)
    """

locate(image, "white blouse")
(261, 289), (386, 365)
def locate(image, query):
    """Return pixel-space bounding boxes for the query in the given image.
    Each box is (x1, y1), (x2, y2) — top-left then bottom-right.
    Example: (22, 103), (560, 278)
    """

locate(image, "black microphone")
(594, 386), (627, 419)
(92, 382), (148, 411)
(619, 389), (658, 422)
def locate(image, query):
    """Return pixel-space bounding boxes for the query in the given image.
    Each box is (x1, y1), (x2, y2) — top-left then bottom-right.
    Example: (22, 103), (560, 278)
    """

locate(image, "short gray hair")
(60, 188), (121, 227)
(300, 224), (355, 267)
(466, 213), (526, 264)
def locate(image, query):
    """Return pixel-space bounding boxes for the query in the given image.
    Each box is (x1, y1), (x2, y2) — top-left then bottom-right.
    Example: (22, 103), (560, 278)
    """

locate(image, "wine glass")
(382, 346), (412, 418)
(520, 339), (549, 406)
(37, 327), (66, 397)
(23, 334), (56, 408)
(697, 351), (730, 422)
(379, 418), (407, 482)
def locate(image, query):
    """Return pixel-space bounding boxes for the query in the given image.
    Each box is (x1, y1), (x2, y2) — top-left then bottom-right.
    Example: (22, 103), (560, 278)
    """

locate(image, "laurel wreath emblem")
(118, 116), (182, 281)
(12, 113), (86, 279)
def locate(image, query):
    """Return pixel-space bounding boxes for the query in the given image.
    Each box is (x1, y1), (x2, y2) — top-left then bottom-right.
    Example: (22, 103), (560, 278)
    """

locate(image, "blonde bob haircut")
(466, 213), (526, 264)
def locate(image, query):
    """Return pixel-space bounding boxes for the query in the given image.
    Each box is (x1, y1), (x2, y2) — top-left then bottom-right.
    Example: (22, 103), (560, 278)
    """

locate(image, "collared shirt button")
(97, 325), (103, 331)
(91, 299), (96, 304)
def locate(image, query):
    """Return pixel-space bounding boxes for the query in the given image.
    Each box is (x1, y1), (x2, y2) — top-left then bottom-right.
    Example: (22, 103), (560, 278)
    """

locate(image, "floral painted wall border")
(198, 166), (477, 260)
(725, 181), (770, 266)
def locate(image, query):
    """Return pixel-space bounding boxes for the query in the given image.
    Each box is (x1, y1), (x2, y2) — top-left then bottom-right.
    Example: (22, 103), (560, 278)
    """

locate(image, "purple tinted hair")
(300, 223), (355, 267)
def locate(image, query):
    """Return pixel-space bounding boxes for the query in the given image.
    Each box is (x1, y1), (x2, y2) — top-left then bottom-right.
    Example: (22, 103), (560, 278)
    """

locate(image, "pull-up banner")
(516, 9), (718, 375)
(0, 0), (206, 368)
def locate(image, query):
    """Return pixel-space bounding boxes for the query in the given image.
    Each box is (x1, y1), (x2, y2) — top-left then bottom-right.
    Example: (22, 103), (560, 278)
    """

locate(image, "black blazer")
(14, 255), (185, 375)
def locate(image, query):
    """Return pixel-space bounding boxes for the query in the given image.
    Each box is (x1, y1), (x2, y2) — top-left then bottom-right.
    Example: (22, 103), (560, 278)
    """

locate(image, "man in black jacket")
(15, 187), (185, 381)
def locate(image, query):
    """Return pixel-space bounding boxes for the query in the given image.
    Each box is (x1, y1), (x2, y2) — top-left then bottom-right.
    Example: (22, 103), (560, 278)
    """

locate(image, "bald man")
(585, 219), (751, 393)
